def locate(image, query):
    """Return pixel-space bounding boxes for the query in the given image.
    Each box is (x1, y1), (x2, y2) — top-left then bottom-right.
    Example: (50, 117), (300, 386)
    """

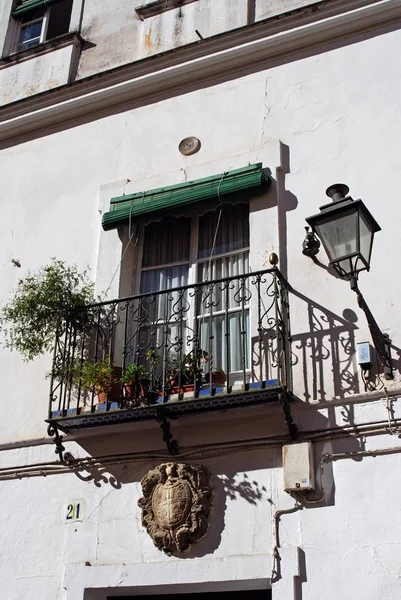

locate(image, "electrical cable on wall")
(204, 171), (226, 282)
(101, 185), (142, 300)
(200, 172), (226, 359)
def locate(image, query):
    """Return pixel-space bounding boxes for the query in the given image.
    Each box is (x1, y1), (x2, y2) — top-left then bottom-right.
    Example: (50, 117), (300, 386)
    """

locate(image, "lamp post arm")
(350, 277), (393, 380)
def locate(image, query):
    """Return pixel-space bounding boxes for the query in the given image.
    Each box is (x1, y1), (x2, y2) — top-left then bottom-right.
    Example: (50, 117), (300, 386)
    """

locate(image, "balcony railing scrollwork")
(48, 268), (293, 428)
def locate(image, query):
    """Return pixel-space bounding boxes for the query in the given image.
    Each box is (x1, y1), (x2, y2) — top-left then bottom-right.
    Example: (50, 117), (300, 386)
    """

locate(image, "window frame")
(135, 205), (251, 294)
(6, 0), (75, 56)
(133, 203), (251, 379)
(12, 8), (49, 54)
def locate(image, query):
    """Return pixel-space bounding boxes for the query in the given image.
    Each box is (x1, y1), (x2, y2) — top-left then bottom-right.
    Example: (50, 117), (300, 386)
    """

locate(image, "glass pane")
(199, 311), (249, 372)
(142, 217), (190, 268)
(18, 21), (43, 48)
(197, 252), (250, 375)
(21, 8), (45, 23)
(140, 266), (188, 294)
(197, 252), (249, 312)
(140, 265), (189, 331)
(199, 251), (249, 281)
(315, 209), (357, 263)
(335, 257), (356, 277)
(198, 203), (249, 259)
(359, 211), (373, 265)
(136, 266), (189, 370)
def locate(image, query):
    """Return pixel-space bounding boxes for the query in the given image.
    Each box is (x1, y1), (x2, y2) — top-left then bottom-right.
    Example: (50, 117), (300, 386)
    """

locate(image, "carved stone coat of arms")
(138, 462), (212, 555)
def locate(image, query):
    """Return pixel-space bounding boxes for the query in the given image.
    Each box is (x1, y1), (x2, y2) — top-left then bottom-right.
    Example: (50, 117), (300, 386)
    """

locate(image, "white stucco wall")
(0, 0), (345, 104)
(0, 41), (79, 105)
(75, 0), (323, 78)
(0, 4), (401, 599)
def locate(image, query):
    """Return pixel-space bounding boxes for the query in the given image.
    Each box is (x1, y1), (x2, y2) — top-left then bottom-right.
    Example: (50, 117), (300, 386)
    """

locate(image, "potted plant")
(78, 355), (119, 404)
(0, 258), (94, 361)
(121, 363), (150, 402)
(168, 350), (204, 393)
(211, 368), (227, 387)
(200, 352), (227, 387)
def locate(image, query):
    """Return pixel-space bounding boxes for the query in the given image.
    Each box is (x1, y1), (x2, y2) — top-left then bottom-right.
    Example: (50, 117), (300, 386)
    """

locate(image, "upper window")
(11, 0), (73, 53)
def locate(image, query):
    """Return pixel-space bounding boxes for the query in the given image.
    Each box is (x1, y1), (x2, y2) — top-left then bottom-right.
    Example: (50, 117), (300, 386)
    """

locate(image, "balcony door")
(136, 202), (250, 377)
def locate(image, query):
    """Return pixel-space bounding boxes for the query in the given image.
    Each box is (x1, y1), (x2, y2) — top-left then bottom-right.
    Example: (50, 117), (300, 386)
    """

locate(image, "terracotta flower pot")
(96, 389), (107, 404)
(171, 384), (195, 394)
(211, 371), (226, 386)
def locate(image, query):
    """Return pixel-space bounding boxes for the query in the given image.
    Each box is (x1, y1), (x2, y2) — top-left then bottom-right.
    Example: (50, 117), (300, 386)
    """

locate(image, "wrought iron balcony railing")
(48, 268), (292, 430)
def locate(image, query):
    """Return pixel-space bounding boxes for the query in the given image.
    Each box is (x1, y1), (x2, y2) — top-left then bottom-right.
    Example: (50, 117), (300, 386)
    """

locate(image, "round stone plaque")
(178, 136), (201, 156)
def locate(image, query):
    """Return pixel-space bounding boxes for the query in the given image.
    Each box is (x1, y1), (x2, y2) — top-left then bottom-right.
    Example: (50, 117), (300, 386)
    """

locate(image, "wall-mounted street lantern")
(303, 184), (393, 379)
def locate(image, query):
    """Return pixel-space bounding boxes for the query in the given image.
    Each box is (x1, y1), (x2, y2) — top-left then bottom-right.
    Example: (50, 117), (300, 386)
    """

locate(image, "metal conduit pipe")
(1, 410), (400, 455)
(306, 385), (401, 408)
(271, 443), (401, 580)
(323, 445), (401, 461)
(0, 437), (55, 452)
(1, 386), (400, 453)
(271, 501), (303, 583)
(301, 444), (401, 505)
(1, 411), (401, 479)
(1, 435), (401, 482)
(298, 417), (401, 437)
(0, 423), (400, 479)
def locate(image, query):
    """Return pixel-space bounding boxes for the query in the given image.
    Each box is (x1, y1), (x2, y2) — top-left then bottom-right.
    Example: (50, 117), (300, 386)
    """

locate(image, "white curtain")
(197, 203), (250, 374)
(139, 217), (191, 360)
(136, 203), (250, 374)
(197, 253), (250, 373)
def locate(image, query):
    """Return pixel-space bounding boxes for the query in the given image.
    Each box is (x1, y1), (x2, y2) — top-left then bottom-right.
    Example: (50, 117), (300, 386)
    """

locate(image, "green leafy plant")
(146, 349), (158, 368)
(121, 362), (157, 404)
(78, 355), (117, 394)
(121, 363), (149, 386)
(169, 350), (206, 388)
(0, 259), (94, 361)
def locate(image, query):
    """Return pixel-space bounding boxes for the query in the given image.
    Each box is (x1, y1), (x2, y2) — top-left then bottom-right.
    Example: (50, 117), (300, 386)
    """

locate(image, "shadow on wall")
(276, 142), (298, 280)
(255, 143), (360, 403)
(291, 291), (359, 402)
(70, 403), (366, 557)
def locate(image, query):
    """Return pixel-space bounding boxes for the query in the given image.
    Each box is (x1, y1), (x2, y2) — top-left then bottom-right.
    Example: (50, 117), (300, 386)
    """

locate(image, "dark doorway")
(108, 591), (271, 600)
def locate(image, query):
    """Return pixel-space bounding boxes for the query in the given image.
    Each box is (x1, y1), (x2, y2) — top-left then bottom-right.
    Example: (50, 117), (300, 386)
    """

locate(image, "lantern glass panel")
(359, 211), (374, 266)
(315, 208), (358, 264)
(334, 256), (360, 277)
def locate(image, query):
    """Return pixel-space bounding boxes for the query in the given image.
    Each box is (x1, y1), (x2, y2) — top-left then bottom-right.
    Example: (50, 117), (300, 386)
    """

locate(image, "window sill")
(136, 0), (198, 20)
(0, 32), (84, 69)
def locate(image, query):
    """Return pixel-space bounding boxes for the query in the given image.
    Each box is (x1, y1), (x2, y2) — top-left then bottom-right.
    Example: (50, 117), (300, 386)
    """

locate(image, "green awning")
(13, 0), (61, 16)
(102, 164), (269, 231)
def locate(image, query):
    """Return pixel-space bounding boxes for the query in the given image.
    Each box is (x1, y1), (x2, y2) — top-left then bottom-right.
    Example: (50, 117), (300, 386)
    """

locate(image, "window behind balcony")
(138, 202), (249, 375)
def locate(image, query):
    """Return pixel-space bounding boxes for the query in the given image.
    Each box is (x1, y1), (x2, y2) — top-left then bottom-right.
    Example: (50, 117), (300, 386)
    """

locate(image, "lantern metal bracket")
(350, 277), (393, 380)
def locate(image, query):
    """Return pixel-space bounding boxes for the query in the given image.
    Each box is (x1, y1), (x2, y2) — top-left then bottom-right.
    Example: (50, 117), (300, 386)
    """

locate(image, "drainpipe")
(271, 501), (302, 583)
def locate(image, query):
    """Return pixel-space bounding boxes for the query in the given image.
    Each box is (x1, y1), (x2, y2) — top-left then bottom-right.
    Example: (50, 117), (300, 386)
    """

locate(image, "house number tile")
(65, 500), (84, 522)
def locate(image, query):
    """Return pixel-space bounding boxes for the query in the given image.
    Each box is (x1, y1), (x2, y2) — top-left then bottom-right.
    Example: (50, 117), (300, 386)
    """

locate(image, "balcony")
(47, 268), (293, 438)
(0, 33), (83, 106)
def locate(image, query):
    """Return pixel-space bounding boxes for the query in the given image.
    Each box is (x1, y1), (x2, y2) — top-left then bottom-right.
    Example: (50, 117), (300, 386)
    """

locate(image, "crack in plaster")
(261, 76), (270, 142)
(95, 525), (100, 562)
(81, 488), (116, 563)
(341, 544), (369, 561)
(372, 543), (401, 575)
(85, 488), (115, 522)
